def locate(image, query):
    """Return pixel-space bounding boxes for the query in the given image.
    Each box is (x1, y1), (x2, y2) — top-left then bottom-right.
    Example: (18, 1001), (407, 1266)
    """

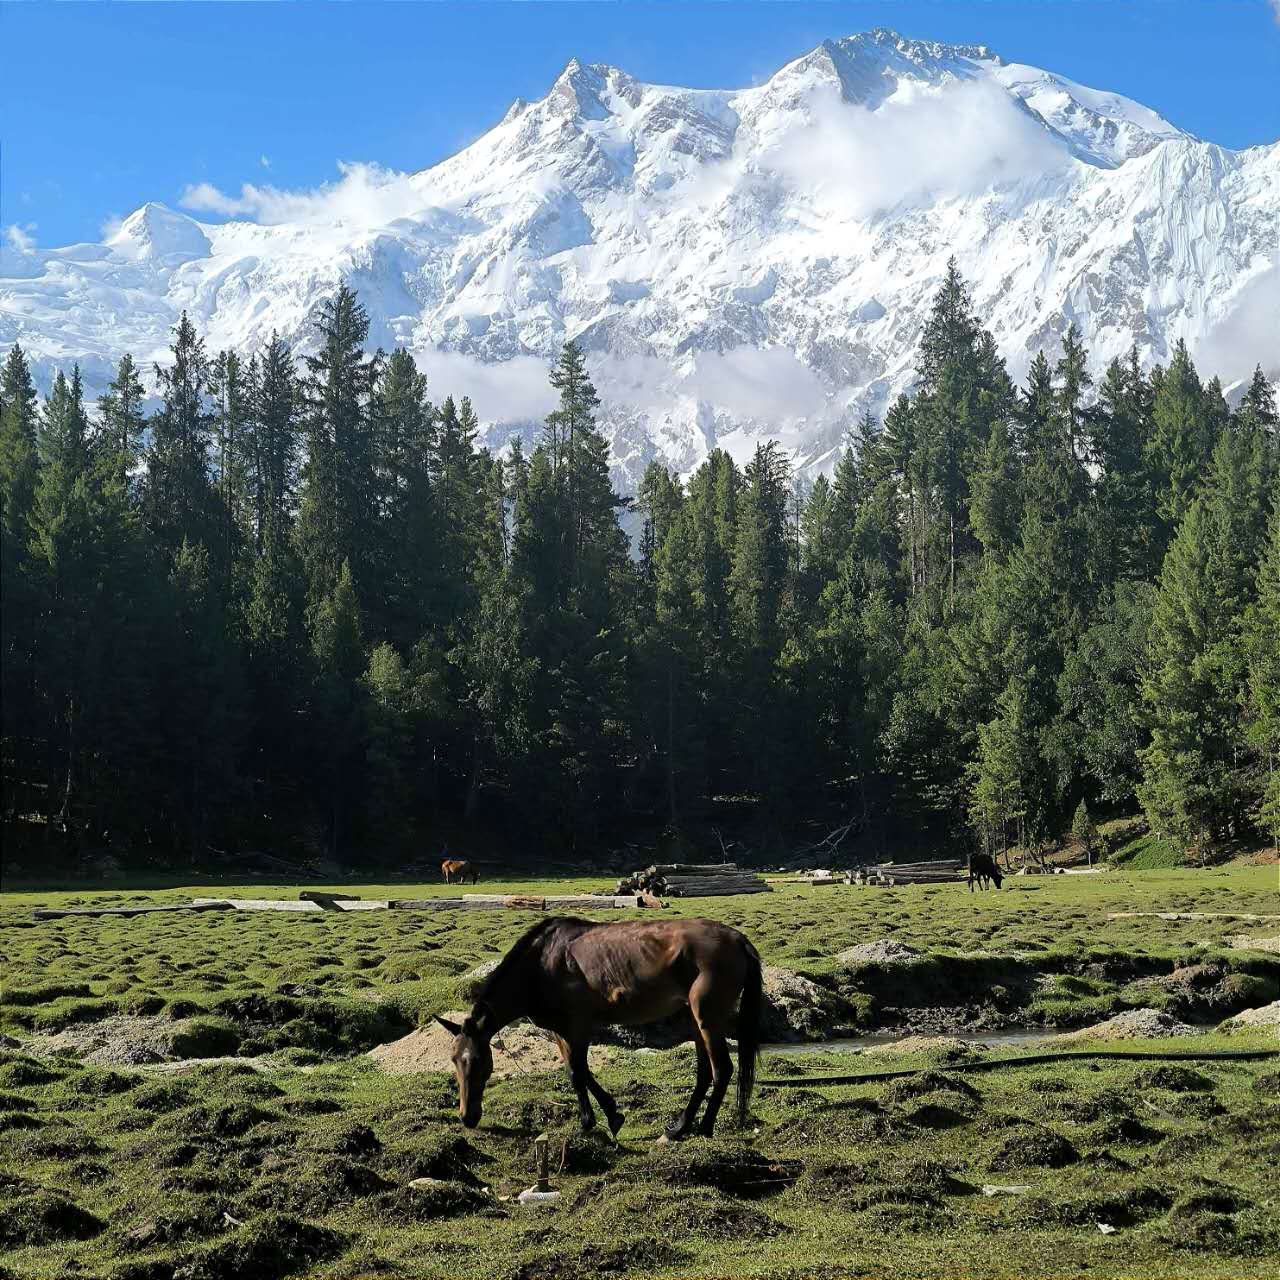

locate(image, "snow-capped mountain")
(3, 28), (1276, 487)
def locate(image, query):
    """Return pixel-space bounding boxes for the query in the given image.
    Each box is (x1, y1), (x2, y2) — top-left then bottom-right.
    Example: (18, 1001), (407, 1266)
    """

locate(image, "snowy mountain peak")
(2, 29), (1276, 491)
(109, 202), (211, 263)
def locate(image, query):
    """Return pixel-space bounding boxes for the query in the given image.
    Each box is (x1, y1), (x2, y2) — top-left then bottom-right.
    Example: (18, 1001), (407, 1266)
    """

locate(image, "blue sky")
(4, 1), (1279, 249)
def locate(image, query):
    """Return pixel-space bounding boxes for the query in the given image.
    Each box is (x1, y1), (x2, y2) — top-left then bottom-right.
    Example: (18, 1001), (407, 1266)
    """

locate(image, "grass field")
(1, 866), (1277, 1279)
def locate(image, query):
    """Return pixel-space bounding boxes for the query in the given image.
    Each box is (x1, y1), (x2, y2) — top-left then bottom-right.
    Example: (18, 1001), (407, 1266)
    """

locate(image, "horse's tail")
(737, 940), (763, 1127)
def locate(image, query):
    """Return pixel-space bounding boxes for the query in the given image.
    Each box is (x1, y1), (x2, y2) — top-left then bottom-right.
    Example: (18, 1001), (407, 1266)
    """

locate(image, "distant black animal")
(968, 853), (1004, 891)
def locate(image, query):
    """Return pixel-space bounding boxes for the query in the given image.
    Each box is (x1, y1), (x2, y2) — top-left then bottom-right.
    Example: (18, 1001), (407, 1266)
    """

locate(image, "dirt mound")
(1055, 1008), (1200, 1041)
(367, 1014), (610, 1077)
(1220, 999), (1280, 1038)
(862, 1035), (979, 1058)
(761, 967), (846, 1041)
(837, 939), (922, 967)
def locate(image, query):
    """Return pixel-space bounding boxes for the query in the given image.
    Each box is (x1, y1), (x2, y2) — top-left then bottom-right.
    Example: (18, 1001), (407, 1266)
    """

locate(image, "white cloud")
(260, 155), (271, 169)
(178, 161), (426, 227)
(4, 223), (36, 253)
(588, 347), (830, 428)
(688, 346), (828, 421)
(412, 347), (559, 425)
(1271, 0), (1280, 27)
(1193, 262), (1280, 383)
(759, 77), (1068, 220)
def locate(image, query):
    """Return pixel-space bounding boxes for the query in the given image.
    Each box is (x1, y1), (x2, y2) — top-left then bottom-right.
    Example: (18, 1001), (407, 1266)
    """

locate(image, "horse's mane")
(473, 917), (565, 1006)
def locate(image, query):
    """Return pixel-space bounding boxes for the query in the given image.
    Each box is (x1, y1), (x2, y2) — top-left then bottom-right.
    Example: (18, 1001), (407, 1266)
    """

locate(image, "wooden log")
(545, 894), (636, 909)
(658, 873), (762, 884)
(1106, 911), (1280, 922)
(390, 898), (467, 910)
(193, 897), (324, 912)
(647, 863), (737, 876)
(872, 860), (964, 871)
(33, 901), (234, 920)
(668, 884), (772, 897)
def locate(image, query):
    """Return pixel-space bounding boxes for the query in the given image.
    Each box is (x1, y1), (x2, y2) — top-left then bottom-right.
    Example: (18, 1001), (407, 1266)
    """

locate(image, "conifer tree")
(97, 353), (146, 492)
(146, 312), (220, 557)
(1138, 499), (1245, 855)
(249, 333), (301, 547)
(1147, 339), (1211, 548)
(296, 287), (380, 612)
(1071, 798), (1098, 866)
(1244, 501), (1280, 851)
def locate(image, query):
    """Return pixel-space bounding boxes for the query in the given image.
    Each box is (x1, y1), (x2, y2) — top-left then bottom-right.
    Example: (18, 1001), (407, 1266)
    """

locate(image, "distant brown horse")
(434, 916), (762, 1140)
(441, 859), (479, 885)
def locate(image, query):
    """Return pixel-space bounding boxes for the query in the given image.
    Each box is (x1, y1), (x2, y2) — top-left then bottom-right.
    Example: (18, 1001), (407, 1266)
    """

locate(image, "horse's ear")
(433, 1014), (463, 1037)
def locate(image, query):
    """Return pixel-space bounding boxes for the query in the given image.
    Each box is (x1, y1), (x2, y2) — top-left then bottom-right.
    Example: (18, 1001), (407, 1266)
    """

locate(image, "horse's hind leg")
(696, 1027), (734, 1137)
(663, 1033), (710, 1141)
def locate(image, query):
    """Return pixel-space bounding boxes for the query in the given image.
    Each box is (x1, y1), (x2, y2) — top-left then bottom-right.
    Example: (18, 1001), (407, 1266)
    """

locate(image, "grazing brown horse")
(441, 858), (479, 885)
(434, 916), (762, 1140)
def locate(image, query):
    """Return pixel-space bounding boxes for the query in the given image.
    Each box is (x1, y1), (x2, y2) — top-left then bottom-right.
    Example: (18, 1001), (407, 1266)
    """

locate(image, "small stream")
(763, 1026), (1067, 1055)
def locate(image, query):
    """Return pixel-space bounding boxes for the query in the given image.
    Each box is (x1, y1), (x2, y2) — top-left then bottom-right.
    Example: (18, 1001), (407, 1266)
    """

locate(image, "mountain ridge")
(2, 28), (1276, 487)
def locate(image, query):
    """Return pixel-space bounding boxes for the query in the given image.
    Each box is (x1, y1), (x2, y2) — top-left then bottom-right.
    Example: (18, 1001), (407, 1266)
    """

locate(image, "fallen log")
(33, 902), (234, 920)
(1107, 911), (1280, 922)
(390, 898), (467, 911)
(666, 884), (772, 897)
(193, 897), (323, 911)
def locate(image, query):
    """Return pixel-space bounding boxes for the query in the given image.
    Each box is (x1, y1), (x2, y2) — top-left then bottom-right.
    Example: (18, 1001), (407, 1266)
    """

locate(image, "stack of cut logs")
(615, 862), (772, 898)
(852, 858), (965, 887)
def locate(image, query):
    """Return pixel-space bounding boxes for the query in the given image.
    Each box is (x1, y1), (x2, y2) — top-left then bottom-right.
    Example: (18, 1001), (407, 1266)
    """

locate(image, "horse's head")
(434, 1013), (493, 1128)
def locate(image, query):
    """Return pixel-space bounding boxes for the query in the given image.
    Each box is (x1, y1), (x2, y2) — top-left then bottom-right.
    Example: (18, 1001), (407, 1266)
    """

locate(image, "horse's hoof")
(607, 1111), (625, 1138)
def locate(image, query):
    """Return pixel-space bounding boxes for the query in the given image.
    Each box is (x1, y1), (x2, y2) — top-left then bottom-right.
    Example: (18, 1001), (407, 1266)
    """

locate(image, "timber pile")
(852, 859), (966, 887)
(615, 862), (771, 898)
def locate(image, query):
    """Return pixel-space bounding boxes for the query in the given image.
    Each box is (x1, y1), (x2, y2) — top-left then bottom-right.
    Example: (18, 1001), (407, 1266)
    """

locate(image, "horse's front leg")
(556, 1035), (598, 1132)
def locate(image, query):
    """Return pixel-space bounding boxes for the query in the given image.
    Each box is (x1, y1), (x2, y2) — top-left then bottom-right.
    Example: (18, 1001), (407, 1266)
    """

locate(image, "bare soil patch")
(367, 1013), (611, 1077)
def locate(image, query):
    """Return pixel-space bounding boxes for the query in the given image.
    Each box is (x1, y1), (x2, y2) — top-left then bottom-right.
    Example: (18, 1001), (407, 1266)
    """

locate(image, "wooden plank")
(502, 895), (547, 910)
(33, 902), (234, 920)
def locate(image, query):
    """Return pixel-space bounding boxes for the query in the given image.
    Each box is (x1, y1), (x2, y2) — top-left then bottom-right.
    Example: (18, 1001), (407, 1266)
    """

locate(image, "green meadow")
(1, 866), (1277, 1279)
